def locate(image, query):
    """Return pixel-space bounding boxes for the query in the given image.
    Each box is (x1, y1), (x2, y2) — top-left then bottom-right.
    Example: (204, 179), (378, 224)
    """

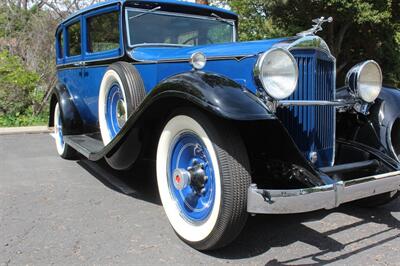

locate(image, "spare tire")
(98, 62), (146, 145)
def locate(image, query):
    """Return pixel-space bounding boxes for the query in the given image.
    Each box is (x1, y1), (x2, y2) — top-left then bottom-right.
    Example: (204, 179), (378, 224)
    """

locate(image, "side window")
(67, 22), (81, 56)
(57, 30), (64, 58)
(87, 12), (119, 53)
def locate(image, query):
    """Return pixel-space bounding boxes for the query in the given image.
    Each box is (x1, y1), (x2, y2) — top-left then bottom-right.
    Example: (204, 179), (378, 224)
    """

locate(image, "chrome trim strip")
(247, 171), (400, 214)
(128, 53), (254, 64)
(277, 100), (353, 107)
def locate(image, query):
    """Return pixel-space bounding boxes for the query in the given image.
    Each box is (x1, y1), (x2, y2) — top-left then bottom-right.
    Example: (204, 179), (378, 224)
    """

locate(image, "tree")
(0, 0), (102, 125)
(223, 0), (400, 87)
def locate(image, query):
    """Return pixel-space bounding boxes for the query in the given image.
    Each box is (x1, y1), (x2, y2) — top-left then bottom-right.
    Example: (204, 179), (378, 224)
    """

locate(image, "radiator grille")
(277, 49), (335, 167)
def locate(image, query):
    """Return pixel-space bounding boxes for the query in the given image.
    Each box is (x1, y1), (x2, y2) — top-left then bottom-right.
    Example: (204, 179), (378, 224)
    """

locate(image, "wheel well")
(137, 97), (210, 161)
(391, 118), (400, 159)
(135, 97), (317, 188)
(48, 93), (58, 127)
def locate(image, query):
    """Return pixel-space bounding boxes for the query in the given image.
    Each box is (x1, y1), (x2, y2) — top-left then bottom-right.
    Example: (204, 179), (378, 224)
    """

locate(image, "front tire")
(156, 108), (251, 250)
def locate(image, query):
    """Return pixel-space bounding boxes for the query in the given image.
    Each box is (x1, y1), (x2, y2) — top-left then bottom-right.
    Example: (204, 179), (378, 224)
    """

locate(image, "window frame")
(56, 28), (64, 60)
(64, 17), (83, 63)
(83, 5), (122, 61)
(124, 7), (237, 48)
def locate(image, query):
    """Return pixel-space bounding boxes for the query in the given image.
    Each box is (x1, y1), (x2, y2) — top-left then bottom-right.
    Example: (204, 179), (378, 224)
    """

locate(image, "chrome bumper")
(247, 171), (400, 214)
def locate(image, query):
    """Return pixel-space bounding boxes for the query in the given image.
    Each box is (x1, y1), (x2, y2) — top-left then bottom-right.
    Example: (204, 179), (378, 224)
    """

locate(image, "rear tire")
(156, 108), (251, 250)
(53, 103), (78, 160)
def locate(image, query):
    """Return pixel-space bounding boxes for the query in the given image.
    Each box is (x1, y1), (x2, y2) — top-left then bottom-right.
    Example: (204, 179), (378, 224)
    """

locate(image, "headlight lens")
(345, 60), (382, 103)
(190, 52), (207, 70)
(254, 48), (298, 100)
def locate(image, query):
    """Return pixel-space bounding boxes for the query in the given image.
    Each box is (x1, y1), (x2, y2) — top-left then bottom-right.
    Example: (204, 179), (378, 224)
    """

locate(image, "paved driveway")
(1, 133), (400, 265)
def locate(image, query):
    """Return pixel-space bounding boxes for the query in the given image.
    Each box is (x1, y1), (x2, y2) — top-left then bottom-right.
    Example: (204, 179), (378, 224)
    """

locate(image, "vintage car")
(50, 0), (400, 250)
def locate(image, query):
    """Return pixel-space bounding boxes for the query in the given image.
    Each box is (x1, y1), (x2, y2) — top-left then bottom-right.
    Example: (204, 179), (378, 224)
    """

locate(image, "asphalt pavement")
(1, 133), (400, 265)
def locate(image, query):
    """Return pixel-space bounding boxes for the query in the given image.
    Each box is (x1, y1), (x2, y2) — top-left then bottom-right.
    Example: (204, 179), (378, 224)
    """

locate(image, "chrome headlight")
(254, 48), (298, 100)
(345, 60), (382, 103)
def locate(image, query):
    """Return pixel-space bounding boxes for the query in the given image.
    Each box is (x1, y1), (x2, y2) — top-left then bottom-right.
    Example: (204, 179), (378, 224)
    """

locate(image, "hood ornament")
(297, 16), (333, 37)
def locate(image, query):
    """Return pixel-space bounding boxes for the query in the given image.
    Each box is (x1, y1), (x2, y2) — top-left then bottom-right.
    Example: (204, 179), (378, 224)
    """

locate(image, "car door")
(59, 17), (93, 125)
(80, 5), (123, 127)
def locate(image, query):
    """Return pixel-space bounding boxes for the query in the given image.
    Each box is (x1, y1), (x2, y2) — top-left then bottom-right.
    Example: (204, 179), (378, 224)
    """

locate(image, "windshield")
(126, 9), (235, 47)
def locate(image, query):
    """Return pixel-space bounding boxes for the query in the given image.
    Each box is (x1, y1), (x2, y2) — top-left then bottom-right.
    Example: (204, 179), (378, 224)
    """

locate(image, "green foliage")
(0, 49), (45, 126)
(0, 109), (48, 127)
(223, 0), (400, 86)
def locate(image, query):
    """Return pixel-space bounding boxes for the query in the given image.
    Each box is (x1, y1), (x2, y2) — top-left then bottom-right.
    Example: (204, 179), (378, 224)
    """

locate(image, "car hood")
(129, 37), (296, 62)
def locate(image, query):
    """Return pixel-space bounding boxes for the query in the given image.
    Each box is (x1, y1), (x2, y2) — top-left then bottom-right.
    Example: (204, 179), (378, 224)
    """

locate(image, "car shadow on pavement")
(208, 199), (400, 265)
(76, 158), (399, 264)
(78, 158), (161, 205)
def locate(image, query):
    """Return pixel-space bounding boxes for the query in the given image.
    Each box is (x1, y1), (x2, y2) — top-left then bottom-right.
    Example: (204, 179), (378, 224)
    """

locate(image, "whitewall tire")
(156, 108), (251, 250)
(53, 102), (77, 160)
(54, 103), (66, 155)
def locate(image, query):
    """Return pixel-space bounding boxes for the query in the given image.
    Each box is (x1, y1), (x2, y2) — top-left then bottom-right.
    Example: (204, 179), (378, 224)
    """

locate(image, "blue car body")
(52, 0), (400, 166)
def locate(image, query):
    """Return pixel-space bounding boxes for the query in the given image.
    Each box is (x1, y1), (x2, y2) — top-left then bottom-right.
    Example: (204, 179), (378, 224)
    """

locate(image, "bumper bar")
(248, 171), (400, 214)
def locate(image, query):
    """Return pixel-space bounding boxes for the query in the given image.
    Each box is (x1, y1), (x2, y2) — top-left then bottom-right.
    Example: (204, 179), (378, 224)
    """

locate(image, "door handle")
(73, 61), (86, 67)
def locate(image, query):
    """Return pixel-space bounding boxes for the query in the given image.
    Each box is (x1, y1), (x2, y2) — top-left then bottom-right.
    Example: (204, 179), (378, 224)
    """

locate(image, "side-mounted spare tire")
(98, 62), (146, 145)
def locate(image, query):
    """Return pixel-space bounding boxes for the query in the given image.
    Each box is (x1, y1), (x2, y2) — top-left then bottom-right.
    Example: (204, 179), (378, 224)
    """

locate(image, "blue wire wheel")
(105, 83), (127, 140)
(168, 131), (216, 223)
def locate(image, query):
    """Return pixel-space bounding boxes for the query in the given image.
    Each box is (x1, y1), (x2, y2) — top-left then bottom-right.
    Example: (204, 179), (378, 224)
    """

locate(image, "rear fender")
(49, 83), (83, 135)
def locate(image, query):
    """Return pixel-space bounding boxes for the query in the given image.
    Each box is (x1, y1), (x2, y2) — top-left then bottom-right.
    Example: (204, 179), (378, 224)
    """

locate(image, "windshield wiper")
(211, 13), (234, 26)
(129, 6), (161, 20)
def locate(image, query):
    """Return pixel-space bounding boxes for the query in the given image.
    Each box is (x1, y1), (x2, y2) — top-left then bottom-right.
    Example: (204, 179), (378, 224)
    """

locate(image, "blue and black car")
(50, 0), (400, 250)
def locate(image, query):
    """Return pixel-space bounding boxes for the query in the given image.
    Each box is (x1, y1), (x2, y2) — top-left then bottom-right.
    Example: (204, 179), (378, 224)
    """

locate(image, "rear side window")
(67, 22), (81, 56)
(87, 12), (119, 53)
(57, 30), (64, 58)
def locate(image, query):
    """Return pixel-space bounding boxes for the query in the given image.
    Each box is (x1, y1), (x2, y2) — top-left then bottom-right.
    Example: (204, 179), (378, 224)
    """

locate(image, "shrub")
(0, 49), (45, 126)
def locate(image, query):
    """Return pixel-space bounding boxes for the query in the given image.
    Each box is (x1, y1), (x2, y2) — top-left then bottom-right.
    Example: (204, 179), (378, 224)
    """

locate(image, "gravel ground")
(1, 133), (400, 265)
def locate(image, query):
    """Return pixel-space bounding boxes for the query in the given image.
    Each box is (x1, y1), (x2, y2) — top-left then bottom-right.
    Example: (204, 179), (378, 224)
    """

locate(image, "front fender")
(103, 71), (275, 169)
(149, 71), (275, 120)
(369, 86), (400, 159)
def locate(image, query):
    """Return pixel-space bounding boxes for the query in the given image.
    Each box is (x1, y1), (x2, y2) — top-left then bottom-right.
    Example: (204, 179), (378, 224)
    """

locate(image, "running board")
(63, 134), (104, 160)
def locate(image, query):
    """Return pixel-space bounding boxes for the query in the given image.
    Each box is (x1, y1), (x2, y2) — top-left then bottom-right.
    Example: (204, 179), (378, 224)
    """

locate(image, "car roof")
(60, 0), (237, 26)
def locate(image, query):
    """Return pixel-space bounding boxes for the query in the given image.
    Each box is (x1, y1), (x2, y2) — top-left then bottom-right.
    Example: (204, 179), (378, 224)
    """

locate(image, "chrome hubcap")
(116, 99), (126, 128)
(173, 163), (208, 195)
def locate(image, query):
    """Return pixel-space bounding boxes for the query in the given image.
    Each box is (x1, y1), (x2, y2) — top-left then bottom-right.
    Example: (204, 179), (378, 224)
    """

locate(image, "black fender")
(147, 71), (276, 121)
(337, 86), (400, 161)
(104, 71), (276, 169)
(368, 86), (400, 160)
(49, 83), (83, 135)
